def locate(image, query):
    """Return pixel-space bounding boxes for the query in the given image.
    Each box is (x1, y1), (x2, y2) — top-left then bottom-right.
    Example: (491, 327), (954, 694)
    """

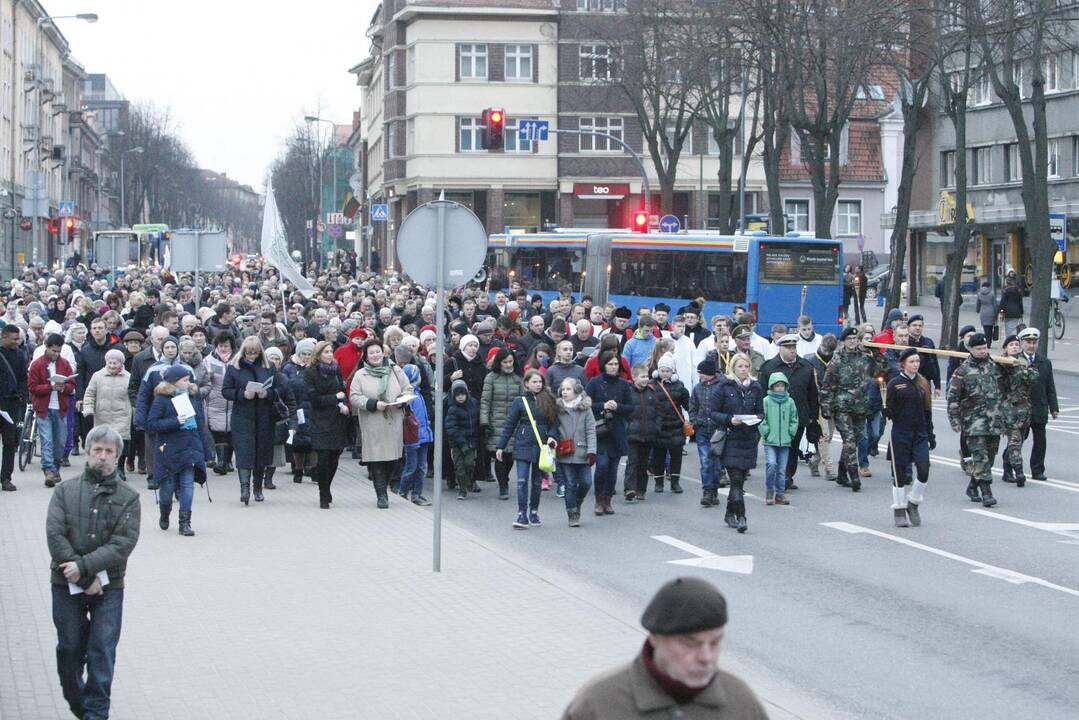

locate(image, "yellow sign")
(15, 253), (24, 266)
(938, 192), (975, 225)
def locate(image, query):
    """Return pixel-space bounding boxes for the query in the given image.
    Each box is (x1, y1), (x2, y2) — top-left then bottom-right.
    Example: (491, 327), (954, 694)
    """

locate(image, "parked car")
(865, 267), (905, 298)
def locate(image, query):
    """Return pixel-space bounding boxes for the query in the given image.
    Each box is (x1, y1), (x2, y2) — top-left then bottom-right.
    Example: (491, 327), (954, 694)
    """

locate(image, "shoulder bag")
(658, 383), (694, 437)
(522, 397), (557, 473)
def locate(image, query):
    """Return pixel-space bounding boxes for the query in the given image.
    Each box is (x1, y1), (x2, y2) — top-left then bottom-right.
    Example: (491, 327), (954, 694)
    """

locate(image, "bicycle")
(1051, 298), (1067, 341)
(17, 404), (37, 472)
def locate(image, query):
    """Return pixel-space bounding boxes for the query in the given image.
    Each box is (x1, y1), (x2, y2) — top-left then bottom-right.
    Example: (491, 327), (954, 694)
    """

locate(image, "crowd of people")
(1, 256), (1057, 537)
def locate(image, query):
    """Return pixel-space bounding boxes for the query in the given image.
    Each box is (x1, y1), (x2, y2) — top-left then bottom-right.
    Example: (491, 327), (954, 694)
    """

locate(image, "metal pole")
(433, 199), (446, 572)
(699, 152), (705, 230)
(193, 231), (201, 309)
(120, 154), (126, 227)
(737, 58), (748, 233)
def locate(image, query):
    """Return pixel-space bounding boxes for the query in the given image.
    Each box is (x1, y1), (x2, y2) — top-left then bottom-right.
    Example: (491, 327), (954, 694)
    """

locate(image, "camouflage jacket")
(820, 345), (889, 416)
(946, 355), (1004, 436)
(1001, 362), (1039, 426)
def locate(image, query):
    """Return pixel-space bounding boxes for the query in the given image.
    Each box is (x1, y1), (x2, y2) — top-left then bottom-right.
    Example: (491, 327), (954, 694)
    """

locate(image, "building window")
(406, 118), (415, 155)
(1007, 143), (1022, 182)
(856, 84), (885, 100)
(784, 199), (810, 232)
(837, 200), (861, 236)
(663, 121), (690, 157)
(459, 117), (483, 152)
(579, 44), (619, 81)
(386, 52), (397, 89)
(1073, 51), (1079, 90)
(503, 193), (542, 232)
(1073, 137), (1079, 177)
(941, 150), (956, 187)
(973, 146), (993, 185)
(579, 116), (623, 152)
(972, 73), (992, 105)
(505, 45), (533, 82)
(407, 46), (416, 83)
(386, 122), (398, 159)
(576, 0), (627, 11)
(1013, 61), (1026, 99)
(459, 44), (488, 80)
(504, 119), (534, 153)
(1048, 138), (1060, 177)
(1045, 54), (1060, 93)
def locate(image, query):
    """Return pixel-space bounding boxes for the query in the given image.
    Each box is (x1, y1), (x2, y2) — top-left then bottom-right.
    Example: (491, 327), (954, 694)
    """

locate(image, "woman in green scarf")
(349, 338), (412, 508)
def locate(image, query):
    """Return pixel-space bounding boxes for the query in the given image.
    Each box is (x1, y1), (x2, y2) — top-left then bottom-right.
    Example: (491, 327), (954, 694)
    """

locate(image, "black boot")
(836, 461), (852, 487)
(724, 509), (738, 528)
(654, 474), (664, 493)
(263, 466), (277, 490)
(980, 482), (997, 508)
(965, 479), (981, 503)
(1002, 462), (1015, 483)
(159, 503), (172, 530)
(1013, 462), (1026, 488)
(849, 464), (862, 492)
(213, 445), (228, 475)
(178, 511), (194, 536)
(374, 472), (389, 509)
(238, 469), (251, 506)
(669, 475), (683, 493)
(253, 470), (265, 502)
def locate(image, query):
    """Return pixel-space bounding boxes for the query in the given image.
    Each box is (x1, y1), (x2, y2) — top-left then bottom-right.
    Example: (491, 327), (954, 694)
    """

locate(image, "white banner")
(261, 179), (317, 298)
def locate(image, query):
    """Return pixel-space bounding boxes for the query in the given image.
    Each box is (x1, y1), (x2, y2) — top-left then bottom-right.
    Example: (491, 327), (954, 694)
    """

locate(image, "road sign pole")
(433, 200), (446, 573)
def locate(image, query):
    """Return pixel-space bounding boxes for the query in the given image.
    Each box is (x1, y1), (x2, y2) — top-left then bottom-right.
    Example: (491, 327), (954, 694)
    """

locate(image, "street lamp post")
(120, 146), (143, 227)
(29, 13), (98, 268)
(306, 115), (337, 269)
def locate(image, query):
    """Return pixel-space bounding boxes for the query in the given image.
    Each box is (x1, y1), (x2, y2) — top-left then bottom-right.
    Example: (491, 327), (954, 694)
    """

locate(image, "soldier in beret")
(946, 333), (1003, 506)
(999, 332), (1039, 486)
(562, 577), (767, 719)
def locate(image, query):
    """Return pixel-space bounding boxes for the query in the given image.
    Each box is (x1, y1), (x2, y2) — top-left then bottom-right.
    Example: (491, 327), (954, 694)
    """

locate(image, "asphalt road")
(433, 373), (1079, 720)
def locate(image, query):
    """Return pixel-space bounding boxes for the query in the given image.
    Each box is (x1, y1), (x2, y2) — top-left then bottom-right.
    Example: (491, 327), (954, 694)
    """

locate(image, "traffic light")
(64, 217), (75, 244)
(481, 107), (505, 151)
(632, 209), (649, 233)
(47, 218), (59, 236)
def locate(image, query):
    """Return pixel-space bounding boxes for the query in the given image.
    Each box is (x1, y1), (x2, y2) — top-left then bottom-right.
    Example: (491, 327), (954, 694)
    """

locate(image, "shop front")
(570, 182), (630, 228)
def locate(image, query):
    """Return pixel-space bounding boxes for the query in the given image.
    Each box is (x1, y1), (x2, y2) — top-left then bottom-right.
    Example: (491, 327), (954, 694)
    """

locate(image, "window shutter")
(455, 44), (461, 82)
(455, 117), (461, 153)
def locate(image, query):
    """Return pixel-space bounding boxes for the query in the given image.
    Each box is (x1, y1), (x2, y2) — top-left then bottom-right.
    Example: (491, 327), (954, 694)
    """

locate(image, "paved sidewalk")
(1, 460), (809, 720)
(863, 293), (1079, 375)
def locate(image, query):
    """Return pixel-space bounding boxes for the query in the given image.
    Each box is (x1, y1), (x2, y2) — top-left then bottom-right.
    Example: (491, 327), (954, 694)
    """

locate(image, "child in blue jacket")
(399, 365), (433, 505)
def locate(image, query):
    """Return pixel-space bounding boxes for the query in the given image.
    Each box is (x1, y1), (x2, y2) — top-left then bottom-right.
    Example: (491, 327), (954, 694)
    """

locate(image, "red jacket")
(28, 354), (76, 417)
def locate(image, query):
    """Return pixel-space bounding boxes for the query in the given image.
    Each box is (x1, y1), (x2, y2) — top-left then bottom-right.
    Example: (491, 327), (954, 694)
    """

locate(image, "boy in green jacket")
(759, 372), (800, 505)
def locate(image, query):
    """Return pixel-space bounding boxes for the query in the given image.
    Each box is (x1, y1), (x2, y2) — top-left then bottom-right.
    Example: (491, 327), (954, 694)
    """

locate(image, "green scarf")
(364, 362), (392, 400)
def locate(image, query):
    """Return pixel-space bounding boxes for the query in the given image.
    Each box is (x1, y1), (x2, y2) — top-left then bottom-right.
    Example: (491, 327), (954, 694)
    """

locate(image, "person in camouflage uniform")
(999, 334), (1038, 487)
(820, 327), (888, 491)
(946, 332), (1003, 507)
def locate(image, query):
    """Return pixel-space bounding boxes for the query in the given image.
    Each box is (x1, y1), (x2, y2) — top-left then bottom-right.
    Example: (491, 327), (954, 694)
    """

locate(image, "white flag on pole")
(261, 178), (317, 298)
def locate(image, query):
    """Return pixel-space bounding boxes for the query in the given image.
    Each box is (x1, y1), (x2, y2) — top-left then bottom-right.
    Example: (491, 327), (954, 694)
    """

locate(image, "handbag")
(594, 415), (610, 438)
(658, 383), (694, 437)
(403, 405), (420, 445)
(522, 397), (557, 473)
(556, 409), (581, 458)
(709, 428), (727, 457)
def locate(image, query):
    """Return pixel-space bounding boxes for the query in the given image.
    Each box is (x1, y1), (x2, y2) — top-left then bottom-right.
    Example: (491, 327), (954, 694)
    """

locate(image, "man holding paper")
(46, 425), (140, 720)
(29, 333), (77, 487)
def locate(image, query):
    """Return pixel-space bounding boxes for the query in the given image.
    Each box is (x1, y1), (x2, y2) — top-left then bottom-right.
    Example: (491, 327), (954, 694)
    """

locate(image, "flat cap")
(641, 577), (728, 634)
(732, 324), (753, 339)
(1017, 327), (1040, 340)
(776, 333), (799, 347)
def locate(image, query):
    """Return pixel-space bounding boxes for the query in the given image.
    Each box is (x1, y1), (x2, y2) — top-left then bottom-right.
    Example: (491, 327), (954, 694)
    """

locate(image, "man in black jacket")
(907, 314), (941, 398)
(76, 318), (118, 426)
(760, 334), (819, 489)
(0, 324), (27, 491)
(1017, 327), (1058, 480)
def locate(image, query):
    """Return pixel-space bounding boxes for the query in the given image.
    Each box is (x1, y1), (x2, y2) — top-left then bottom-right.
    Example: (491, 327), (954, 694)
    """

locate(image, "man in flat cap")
(947, 333), (1003, 506)
(562, 577), (767, 719)
(759, 334), (819, 490)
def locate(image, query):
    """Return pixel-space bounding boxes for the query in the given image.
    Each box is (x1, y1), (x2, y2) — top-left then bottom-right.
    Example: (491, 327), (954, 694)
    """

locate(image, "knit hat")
(402, 364), (420, 384)
(104, 349), (125, 364)
(697, 358), (717, 376)
(264, 346), (283, 364)
(163, 364), (191, 383)
(121, 328), (144, 344)
(451, 379), (469, 397)
(958, 324), (976, 338)
(161, 335), (179, 350)
(295, 338), (317, 355)
(420, 324), (438, 336)
(886, 308), (904, 324)
(657, 352), (676, 371)
(420, 328), (437, 345)
(348, 327), (368, 341)
(451, 321), (469, 337)
(474, 319), (495, 334)
(459, 334), (479, 351)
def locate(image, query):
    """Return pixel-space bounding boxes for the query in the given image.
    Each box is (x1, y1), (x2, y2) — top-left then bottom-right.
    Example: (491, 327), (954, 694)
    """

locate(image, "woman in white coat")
(81, 349), (133, 479)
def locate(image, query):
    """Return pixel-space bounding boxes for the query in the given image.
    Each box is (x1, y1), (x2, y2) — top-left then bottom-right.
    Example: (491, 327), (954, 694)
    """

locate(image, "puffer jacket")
(445, 394), (481, 449)
(556, 395), (597, 464)
(714, 376), (764, 470)
(203, 350), (233, 433)
(689, 375), (724, 437)
(145, 382), (213, 481)
(81, 368), (132, 439)
(446, 350), (487, 398)
(283, 359), (314, 449)
(497, 392), (561, 464)
(481, 370), (522, 452)
(759, 373), (801, 447)
(652, 379), (689, 448)
(46, 467), (140, 591)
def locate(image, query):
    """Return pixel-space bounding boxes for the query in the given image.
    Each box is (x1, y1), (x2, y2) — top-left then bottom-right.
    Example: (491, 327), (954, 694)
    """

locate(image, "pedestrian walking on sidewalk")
(586, 351), (633, 515)
(976, 281), (999, 345)
(555, 377), (596, 526)
(999, 276), (1024, 337)
(304, 341), (349, 508)
(884, 348), (934, 527)
(481, 348), (522, 500)
(283, 338), (317, 484)
(81, 350), (132, 481)
(0, 323), (27, 491)
(47, 425), (140, 720)
(561, 577), (767, 720)
(497, 369), (560, 529)
(759, 333), (819, 490)
(446, 379), (480, 501)
(689, 358), (724, 507)
(649, 353), (688, 495)
(29, 333), (76, 487)
(398, 364), (433, 505)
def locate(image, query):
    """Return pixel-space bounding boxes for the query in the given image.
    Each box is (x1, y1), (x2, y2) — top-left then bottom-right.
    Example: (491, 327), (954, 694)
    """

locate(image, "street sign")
(58, 201), (75, 217)
(397, 200), (486, 287)
(326, 212), (347, 226)
(371, 204), (389, 222)
(19, 217), (31, 231)
(517, 119), (549, 142)
(1050, 212), (1067, 252)
(168, 230), (228, 272)
(659, 214), (681, 233)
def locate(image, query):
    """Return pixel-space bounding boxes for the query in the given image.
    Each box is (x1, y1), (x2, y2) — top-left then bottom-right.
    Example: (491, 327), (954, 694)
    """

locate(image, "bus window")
(508, 248), (583, 292)
(609, 250), (748, 303)
(487, 249), (512, 289)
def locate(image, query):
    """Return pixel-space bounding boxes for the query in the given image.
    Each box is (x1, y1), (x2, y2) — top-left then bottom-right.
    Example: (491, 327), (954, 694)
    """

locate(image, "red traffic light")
(482, 107), (505, 151)
(490, 110), (503, 124)
(632, 210), (649, 232)
(47, 218), (59, 234)
(64, 218), (75, 231)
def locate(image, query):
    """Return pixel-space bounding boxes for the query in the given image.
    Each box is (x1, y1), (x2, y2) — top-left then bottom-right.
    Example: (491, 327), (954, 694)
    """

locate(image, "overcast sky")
(57, 0), (379, 192)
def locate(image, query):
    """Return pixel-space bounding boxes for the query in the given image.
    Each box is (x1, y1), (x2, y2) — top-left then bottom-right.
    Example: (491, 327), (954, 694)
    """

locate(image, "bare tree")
(270, 121), (320, 258)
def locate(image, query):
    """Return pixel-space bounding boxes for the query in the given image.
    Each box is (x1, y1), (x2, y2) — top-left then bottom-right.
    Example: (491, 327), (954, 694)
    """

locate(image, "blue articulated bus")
(486, 231), (844, 334)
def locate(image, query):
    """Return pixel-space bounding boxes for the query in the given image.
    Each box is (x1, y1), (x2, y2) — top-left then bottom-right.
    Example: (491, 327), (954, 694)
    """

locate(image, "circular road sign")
(397, 200), (487, 287)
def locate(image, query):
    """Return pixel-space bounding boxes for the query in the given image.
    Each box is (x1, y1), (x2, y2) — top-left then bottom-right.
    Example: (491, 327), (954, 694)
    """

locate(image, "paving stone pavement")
(1, 459), (804, 720)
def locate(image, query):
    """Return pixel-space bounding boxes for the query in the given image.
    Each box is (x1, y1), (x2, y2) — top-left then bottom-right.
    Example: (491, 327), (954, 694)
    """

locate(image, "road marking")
(965, 508), (1079, 541)
(821, 521), (1079, 599)
(651, 535), (754, 574)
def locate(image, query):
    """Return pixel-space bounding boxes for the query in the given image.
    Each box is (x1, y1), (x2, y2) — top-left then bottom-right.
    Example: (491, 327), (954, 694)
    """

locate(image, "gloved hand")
(586, 453), (596, 466)
(928, 433), (937, 450)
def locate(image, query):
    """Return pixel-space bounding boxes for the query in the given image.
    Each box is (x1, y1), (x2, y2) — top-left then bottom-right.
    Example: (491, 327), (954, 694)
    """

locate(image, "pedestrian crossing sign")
(371, 204), (389, 222)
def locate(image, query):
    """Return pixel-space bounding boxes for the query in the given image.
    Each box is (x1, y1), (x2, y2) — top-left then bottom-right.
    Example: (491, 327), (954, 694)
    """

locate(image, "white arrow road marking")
(965, 508), (1079, 541)
(821, 521), (1079, 599)
(652, 535), (754, 574)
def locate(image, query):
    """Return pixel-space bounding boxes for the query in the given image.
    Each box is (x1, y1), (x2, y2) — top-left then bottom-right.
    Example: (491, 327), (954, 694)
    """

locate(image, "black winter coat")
(627, 383), (684, 448)
(446, 351), (487, 398)
(302, 363), (350, 452)
(221, 359), (277, 469)
(497, 393), (560, 464)
(445, 396), (481, 449)
(713, 377), (764, 470)
(652, 379), (689, 448)
(585, 373), (633, 456)
(76, 337), (118, 400)
(283, 360), (314, 449)
(759, 355), (819, 424)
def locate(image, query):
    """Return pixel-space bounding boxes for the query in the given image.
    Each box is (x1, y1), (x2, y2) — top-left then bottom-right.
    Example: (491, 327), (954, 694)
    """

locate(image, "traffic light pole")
(546, 128), (651, 217)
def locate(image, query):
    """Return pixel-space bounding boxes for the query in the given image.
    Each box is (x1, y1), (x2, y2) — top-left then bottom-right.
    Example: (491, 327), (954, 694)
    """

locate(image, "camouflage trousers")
(1004, 424), (1029, 470)
(834, 411), (867, 469)
(966, 434), (1000, 483)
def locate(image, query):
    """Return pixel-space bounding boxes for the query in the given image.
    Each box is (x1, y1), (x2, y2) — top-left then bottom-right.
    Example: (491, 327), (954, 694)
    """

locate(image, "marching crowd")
(1, 257), (1059, 538)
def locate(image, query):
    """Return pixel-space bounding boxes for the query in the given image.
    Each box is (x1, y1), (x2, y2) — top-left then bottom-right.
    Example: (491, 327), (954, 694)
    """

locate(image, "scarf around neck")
(364, 361), (392, 400)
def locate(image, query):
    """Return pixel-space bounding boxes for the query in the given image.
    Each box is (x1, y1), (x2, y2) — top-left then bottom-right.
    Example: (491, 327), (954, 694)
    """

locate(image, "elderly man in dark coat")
(561, 577), (768, 720)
